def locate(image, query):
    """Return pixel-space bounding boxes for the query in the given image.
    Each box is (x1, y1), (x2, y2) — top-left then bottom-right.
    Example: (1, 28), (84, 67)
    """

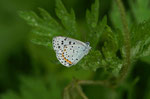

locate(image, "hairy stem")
(63, 80), (108, 99)
(115, 0), (131, 81)
(63, 84), (71, 99)
(78, 80), (107, 86)
(76, 85), (88, 99)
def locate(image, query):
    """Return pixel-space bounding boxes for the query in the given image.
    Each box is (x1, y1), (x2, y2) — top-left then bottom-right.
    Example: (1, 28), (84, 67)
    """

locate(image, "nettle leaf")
(77, 26), (123, 74)
(86, 0), (99, 29)
(100, 26), (123, 76)
(31, 34), (52, 48)
(86, 0), (107, 48)
(131, 20), (150, 60)
(55, 0), (79, 39)
(19, 0), (124, 73)
(19, 0), (80, 48)
(102, 26), (119, 57)
(77, 50), (103, 71)
(110, 1), (122, 30)
(19, 8), (65, 48)
(129, 0), (150, 23)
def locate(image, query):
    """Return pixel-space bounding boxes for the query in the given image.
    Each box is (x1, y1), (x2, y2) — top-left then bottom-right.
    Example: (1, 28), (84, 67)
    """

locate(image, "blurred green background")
(0, 0), (150, 99)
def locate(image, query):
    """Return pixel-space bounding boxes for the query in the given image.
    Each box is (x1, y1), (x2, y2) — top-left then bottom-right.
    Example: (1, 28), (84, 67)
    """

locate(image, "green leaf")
(129, 0), (150, 23)
(19, 0), (125, 74)
(77, 50), (103, 71)
(86, 0), (107, 48)
(86, 0), (99, 29)
(110, 1), (122, 30)
(74, 25), (124, 76)
(19, 8), (65, 48)
(131, 20), (150, 60)
(101, 26), (119, 57)
(100, 26), (123, 76)
(55, 0), (78, 38)
(93, 16), (107, 48)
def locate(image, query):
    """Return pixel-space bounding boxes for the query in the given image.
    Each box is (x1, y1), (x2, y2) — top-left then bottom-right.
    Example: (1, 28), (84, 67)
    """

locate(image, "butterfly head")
(85, 42), (90, 46)
(85, 42), (91, 50)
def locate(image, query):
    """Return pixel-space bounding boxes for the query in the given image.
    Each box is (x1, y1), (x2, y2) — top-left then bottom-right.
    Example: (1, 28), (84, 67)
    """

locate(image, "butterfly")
(52, 36), (91, 67)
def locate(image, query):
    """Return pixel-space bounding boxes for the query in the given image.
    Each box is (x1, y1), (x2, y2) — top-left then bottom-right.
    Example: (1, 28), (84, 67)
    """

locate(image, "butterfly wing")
(52, 36), (91, 67)
(52, 36), (67, 52)
(52, 36), (87, 50)
(63, 44), (90, 66)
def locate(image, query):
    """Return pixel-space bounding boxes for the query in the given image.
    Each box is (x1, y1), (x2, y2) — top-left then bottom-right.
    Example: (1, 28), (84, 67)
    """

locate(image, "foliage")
(129, 0), (150, 23)
(1, 0), (150, 99)
(19, 0), (106, 72)
(130, 20), (150, 61)
(1, 75), (62, 99)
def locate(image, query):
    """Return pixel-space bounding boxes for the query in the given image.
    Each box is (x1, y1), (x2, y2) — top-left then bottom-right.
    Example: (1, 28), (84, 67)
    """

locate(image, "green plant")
(4, 0), (149, 98)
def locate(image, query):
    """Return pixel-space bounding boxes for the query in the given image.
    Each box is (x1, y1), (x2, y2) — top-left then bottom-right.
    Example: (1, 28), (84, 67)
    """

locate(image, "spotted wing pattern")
(52, 36), (91, 67)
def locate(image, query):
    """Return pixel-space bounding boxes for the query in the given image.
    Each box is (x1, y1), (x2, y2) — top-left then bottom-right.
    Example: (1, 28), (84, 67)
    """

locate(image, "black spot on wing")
(69, 41), (71, 45)
(64, 37), (67, 41)
(64, 45), (66, 47)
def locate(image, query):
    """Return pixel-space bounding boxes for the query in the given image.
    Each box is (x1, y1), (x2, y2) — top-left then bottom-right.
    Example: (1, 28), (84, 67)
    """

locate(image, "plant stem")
(115, 0), (131, 81)
(78, 80), (107, 86)
(63, 80), (109, 99)
(76, 85), (88, 99)
(63, 84), (71, 99)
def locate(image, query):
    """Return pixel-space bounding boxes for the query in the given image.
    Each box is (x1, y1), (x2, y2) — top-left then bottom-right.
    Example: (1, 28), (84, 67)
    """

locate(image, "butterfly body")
(52, 36), (91, 67)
